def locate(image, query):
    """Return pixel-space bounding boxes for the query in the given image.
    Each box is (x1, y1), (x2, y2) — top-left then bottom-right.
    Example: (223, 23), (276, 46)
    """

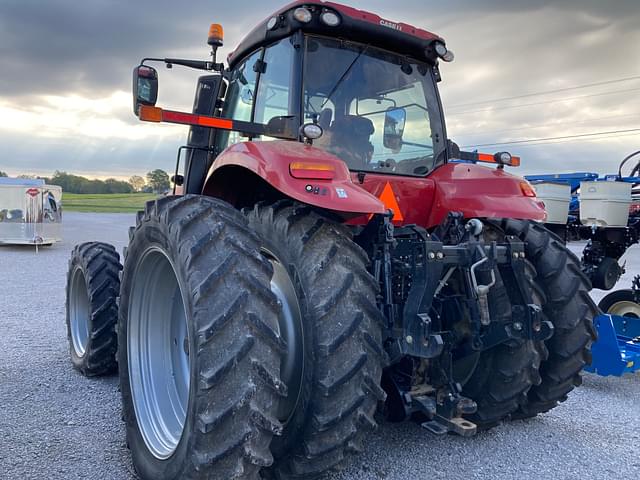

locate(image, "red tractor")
(65, 2), (597, 479)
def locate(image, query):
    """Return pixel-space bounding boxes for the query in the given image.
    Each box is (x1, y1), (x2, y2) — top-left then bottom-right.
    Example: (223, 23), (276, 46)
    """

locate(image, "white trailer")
(0, 178), (62, 245)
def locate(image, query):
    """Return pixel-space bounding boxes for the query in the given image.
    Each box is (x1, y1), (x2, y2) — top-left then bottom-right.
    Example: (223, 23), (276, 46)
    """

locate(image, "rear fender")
(203, 140), (386, 216)
(426, 163), (547, 227)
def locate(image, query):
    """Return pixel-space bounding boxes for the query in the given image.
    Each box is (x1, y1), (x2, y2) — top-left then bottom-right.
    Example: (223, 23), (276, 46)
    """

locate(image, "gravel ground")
(0, 212), (639, 480)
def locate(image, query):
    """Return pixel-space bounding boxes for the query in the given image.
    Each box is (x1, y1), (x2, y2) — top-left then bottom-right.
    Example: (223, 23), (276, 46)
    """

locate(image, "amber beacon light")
(208, 23), (224, 47)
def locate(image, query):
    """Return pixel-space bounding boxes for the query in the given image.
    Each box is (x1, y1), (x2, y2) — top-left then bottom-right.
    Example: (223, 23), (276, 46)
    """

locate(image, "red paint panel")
(209, 141), (386, 215)
(349, 163), (546, 228)
(347, 174), (436, 226)
(425, 163), (546, 227)
(209, 142), (545, 226)
(321, 1), (440, 41)
(197, 115), (233, 129)
(161, 109), (234, 129)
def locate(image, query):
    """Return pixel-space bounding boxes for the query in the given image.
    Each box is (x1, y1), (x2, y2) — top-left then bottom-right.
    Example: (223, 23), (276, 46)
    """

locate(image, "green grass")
(62, 193), (158, 213)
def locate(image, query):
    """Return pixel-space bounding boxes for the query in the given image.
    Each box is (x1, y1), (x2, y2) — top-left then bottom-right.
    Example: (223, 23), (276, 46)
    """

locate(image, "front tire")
(246, 202), (386, 479)
(119, 195), (285, 480)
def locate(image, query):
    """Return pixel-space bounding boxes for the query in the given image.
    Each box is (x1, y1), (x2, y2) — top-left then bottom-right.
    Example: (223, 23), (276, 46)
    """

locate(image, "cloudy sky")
(1, 0), (639, 179)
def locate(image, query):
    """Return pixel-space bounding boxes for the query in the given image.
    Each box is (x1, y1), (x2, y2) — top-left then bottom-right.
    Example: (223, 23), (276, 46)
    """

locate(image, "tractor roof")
(227, 1), (444, 68)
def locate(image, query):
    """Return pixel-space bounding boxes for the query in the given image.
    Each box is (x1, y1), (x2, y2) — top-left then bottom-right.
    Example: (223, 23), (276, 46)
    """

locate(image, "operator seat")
(324, 115), (375, 169)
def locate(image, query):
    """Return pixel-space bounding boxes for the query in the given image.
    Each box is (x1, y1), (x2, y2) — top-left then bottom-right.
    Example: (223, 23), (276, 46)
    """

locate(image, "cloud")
(0, 0), (288, 99)
(3, 0), (638, 97)
(431, 3), (640, 174)
(1, 0), (639, 177)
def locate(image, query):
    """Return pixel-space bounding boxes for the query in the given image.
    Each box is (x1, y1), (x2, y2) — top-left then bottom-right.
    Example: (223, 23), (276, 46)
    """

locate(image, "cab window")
(253, 39), (295, 126)
(304, 36), (442, 176)
(220, 49), (261, 146)
(349, 82), (434, 175)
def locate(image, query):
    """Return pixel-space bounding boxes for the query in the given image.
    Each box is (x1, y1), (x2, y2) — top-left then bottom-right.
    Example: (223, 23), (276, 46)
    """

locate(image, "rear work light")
(320, 10), (340, 26)
(432, 41), (455, 62)
(290, 162), (336, 180)
(267, 16), (279, 30)
(474, 152), (521, 167)
(293, 7), (312, 23)
(495, 152), (513, 165)
(520, 181), (537, 197)
(300, 123), (323, 140)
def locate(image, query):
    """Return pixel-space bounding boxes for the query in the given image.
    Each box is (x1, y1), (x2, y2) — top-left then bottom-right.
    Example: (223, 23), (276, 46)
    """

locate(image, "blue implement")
(524, 172), (599, 193)
(585, 313), (640, 377)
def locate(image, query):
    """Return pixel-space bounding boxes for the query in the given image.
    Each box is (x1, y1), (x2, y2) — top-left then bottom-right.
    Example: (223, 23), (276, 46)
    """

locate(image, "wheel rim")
(128, 248), (190, 460)
(607, 300), (640, 319)
(69, 267), (90, 357)
(263, 249), (304, 423)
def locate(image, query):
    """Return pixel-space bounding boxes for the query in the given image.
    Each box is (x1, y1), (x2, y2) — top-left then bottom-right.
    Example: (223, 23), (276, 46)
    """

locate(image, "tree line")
(0, 170), (171, 194)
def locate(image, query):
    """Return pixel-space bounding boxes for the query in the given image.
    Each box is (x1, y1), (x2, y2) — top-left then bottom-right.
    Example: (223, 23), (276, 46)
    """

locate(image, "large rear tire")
(460, 264), (542, 429)
(502, 220), (597, 417)
(119, 195), (285, 480)
(65, 241), (120, 376)
(246, 202), (385, 480)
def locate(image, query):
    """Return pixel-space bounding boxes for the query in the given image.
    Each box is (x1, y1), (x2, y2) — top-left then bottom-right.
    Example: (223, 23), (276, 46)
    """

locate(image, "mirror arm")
(140, 57), (224, 72)
(138, 106), (298, 141)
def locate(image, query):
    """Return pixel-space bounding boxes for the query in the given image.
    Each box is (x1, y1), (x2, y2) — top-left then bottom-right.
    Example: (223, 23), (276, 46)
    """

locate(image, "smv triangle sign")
(378, 181), (404, 221)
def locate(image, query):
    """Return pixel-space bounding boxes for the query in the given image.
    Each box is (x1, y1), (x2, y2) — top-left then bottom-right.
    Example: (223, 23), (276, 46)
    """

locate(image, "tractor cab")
(133, 1), (542, 227)
(134, 1), (543, 225)
(133, 1), (544, 228)
(219, 2), (450, 178)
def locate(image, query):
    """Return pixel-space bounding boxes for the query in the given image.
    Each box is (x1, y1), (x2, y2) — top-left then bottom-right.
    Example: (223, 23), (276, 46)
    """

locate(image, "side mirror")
(132, 65), (158, 115)
(383, 107), (406, 152)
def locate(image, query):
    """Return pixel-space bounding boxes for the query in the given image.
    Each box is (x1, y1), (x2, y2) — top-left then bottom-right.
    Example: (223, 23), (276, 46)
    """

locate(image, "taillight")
(289, 162), (336, 180)
(520, 181), (536, 197)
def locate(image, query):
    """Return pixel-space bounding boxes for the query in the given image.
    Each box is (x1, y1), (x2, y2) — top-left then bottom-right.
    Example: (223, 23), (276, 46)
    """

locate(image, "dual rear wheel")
(245, 201), (386, 478)
(119, 196), (284, 479)
(117, 197), (384, 479)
